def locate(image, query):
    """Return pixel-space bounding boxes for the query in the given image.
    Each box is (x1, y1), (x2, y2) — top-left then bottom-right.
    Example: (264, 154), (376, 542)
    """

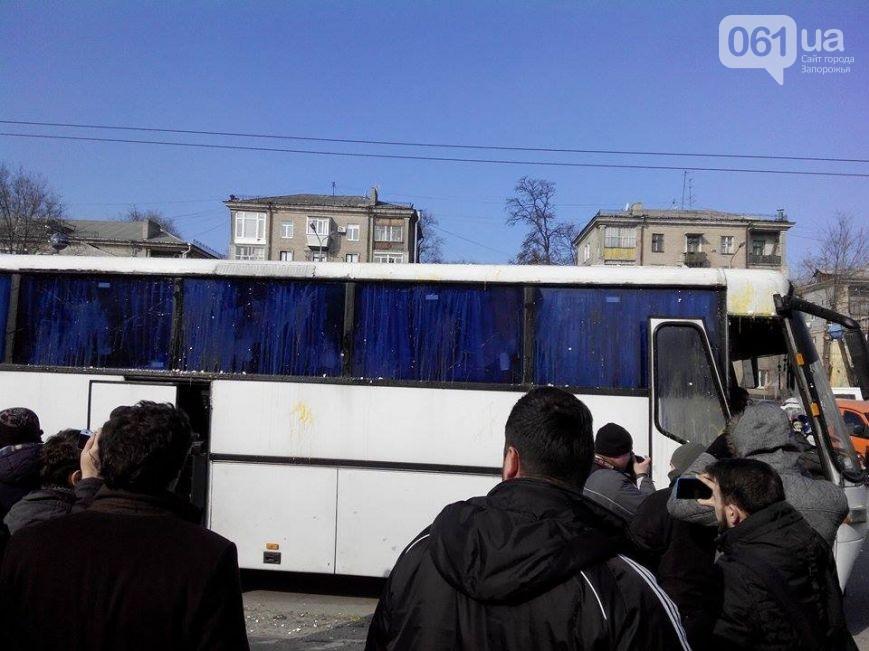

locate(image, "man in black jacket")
(700, 458), (856, 650)
(366, 387), (689, 650)
(0, 408), (43, 523)
(629, 442), (718, 648)
(0, 401), (249, 651)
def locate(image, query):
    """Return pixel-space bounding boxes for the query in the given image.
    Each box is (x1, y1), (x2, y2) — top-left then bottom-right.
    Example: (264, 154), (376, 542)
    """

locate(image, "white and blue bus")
(0, 257), (865, 584)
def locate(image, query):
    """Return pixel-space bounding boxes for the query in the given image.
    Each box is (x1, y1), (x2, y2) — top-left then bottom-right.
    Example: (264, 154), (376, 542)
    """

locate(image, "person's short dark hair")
(99, 401), (193, 493)
(504, 387), (594, 487)
(40, 429), (82, 488)
(706, 458), (784, 516)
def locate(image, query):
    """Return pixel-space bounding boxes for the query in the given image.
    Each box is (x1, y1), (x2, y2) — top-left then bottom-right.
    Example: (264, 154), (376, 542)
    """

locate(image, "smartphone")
(77, 429), (93, 450)
(675, 476), (712, 500)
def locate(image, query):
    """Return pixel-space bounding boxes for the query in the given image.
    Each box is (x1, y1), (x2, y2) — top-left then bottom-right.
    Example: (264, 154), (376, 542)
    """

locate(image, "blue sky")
(1, 1), (866, 264)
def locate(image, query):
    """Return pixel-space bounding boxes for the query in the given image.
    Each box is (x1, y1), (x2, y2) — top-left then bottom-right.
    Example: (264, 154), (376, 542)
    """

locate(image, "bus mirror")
(742, 357), (759, 389)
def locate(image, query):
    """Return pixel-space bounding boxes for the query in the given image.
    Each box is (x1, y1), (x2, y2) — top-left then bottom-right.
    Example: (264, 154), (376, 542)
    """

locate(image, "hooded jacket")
(366, 478), (690, 651)
(667, 402), (848, 547)
(712, 501), (856, 650)
(3, 477), (104, 535)
(0, 443), (41, 522)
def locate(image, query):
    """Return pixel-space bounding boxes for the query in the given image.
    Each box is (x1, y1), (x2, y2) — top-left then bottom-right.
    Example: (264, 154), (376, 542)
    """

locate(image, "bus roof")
(0, 256), (789, 317)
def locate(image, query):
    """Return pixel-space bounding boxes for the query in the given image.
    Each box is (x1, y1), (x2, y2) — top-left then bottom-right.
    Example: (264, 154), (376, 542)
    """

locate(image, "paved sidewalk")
(245, 590), (376, 650)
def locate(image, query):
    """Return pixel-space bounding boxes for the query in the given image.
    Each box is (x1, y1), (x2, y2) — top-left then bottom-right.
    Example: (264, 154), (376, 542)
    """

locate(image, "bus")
(0, 257), (865, 585)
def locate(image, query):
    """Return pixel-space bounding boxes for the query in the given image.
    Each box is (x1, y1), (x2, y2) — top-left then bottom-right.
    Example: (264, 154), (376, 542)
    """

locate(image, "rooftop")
(64, 219), (186, 244)
(225, 193), (414, 210)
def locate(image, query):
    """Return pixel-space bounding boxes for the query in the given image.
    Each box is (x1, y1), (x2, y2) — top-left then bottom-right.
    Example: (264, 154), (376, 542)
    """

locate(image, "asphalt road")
(246, 547), (869, 650)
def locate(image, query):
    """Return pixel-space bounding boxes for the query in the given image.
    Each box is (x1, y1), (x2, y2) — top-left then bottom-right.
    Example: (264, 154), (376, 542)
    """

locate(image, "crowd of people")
(0, 388), (859, 650)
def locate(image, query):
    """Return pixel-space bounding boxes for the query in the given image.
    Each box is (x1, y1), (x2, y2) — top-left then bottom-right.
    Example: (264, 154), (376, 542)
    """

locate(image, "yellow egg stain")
(290, 402), (314, 427)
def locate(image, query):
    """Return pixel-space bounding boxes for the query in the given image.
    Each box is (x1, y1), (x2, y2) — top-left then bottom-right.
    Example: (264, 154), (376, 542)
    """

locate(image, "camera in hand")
(674, 476), (712, 500)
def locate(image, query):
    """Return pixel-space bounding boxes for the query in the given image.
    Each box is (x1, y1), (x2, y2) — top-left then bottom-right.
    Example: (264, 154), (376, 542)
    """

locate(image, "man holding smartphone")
(583, 422), (655, 520)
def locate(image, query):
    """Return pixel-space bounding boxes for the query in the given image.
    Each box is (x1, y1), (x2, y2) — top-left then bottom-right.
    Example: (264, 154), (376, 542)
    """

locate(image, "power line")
(2, 119), (866, 165)
(3, 131), (868, 179)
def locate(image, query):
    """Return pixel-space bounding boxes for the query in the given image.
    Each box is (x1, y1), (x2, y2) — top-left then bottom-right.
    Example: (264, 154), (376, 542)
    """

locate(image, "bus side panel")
(209, 381), (649, 467)
(335, 469), (499, 577)
(0, 371), (124, 436)
(208, 461), (338, 573)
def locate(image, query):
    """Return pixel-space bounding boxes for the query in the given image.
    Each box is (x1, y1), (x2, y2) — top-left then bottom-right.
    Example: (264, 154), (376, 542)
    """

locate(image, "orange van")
(838, 399), (869, 462)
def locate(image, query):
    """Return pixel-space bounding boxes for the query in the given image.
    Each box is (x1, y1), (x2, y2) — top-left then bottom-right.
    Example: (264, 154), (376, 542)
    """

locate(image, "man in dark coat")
(0, 401), (249, 651)
(583, 422), (655, 519)
(700, 458), (856, 650)
(629, 442), (718, 648)
(4, 429), (102, 535)
(0, 408), (43, 522)
(366, 388), (689, 650)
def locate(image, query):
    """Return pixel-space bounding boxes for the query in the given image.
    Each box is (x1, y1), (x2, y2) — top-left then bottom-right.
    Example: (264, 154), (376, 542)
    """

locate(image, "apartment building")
(573, 203), (793, 271)
(225, 188), (421, 263)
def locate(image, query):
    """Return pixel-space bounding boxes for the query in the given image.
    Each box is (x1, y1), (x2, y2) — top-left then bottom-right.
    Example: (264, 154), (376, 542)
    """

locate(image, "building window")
(346, 224), (360, 242)
(234, 245), (265, 261)
(281, 222), (294, 239)
(308, 217), (330, 236)
(751, 239), (765, 256)
(651, 233), (664, 253)
(373, 251), (404, 264)
(583, 243), (591, 262)
(721, 236), (734, 254)
(685, 234), (703, 253)
(311, 252), (328, 262)
(234, 211), (267, 244)
(757, 369), (770, 387)
(279, 251), (293, 261)
(374, 224), (403, 242)
(604, 226), (636, 248)
(345, 253), (359, 263)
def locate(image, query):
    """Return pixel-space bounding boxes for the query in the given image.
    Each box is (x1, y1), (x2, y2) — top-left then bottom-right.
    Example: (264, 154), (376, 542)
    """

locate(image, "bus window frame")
(651, 319), (730, 445)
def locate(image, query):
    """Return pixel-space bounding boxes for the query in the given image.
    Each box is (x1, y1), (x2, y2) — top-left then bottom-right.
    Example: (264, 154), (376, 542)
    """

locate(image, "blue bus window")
(179, 279), (344, 376)
(353, 283), (523, 383)
(0, 275), (10, 360)
(534, 287), (722, 389)
(13, 275), (173, 369)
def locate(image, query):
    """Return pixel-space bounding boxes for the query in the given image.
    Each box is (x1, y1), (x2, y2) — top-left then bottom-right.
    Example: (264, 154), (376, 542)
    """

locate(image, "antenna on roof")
(680, 171), (695, 209)
(331, 181), (336, 197)
(681, 171), (687, 210)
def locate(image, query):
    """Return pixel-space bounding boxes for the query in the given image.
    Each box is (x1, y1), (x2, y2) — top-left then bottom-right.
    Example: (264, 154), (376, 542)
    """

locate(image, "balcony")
(603, 247), (636, 262)
(306, 232), (332, 249)
(684, 251), (708, 267)
(748, 253), (782, 266)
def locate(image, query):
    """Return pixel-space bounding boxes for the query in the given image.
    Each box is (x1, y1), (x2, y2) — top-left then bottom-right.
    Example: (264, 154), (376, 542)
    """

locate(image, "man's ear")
(69, 469), (82, 487)
(502, 446), (520, 481)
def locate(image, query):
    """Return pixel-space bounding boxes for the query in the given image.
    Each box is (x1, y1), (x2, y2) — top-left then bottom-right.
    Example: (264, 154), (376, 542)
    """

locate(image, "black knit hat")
(0, 408), (43, 448)
(594, 422), (633, 457)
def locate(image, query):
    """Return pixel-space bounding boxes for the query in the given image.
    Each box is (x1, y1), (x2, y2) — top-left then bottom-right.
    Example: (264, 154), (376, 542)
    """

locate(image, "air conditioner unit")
(337, 226), (347, 234)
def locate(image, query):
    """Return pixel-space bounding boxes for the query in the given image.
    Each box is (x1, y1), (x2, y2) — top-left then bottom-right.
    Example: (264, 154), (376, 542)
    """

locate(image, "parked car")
(838, 399), (869, 464)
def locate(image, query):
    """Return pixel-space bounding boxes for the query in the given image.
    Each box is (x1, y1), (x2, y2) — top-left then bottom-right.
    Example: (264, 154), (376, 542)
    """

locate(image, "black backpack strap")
(732, 553), (824, 649)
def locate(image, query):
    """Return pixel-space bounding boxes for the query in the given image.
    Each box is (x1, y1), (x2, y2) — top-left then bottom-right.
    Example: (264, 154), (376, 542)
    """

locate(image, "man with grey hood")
(667, 401), (847, 547)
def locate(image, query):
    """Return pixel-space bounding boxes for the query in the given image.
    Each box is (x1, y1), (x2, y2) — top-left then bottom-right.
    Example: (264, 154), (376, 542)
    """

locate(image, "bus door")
(87, 379), (178, 430)
(775, 294), (868, 587)
(648, 318), (730, 488)
(87, 379), (211, 517)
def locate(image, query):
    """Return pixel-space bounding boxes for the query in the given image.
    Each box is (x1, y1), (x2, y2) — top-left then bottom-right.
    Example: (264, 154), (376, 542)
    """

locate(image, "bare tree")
(122, 206), (178, 236)
(0, 163), (65, 254)
(505, 177), (576, 265)
(417, 210), (445, 263)
(800, 212), (868, 376)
